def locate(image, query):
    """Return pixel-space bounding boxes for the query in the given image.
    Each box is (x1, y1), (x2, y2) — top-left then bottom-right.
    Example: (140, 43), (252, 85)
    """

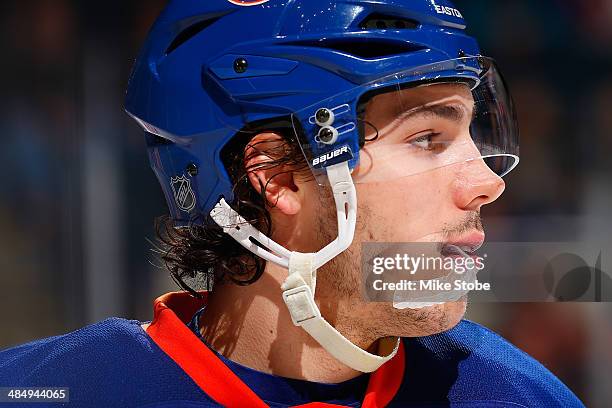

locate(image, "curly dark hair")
(154, 118), (312, 297)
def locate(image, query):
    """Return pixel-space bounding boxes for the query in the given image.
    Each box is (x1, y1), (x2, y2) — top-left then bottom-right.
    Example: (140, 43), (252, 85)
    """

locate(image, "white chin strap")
(210, 161), (400, 373)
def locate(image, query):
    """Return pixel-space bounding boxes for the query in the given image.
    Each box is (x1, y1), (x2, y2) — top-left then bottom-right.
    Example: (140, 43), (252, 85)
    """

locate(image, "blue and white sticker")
(431, 1), (464, 19)
(312, 145), (354, 169)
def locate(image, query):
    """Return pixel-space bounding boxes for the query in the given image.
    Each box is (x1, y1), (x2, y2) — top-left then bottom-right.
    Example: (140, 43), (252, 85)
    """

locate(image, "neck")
(199, 262), (380, 383)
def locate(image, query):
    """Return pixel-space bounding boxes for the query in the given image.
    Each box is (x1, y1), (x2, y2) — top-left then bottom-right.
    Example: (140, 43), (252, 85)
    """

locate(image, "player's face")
(355, 83), (504, 245)
(315, 83), (506, 336)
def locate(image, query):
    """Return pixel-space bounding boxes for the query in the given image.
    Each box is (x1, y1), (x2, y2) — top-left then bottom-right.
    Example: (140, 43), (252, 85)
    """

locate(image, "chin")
(442, 297), (468, 330)
(386, 296), (468, 338)
(422, 299), (467, 336)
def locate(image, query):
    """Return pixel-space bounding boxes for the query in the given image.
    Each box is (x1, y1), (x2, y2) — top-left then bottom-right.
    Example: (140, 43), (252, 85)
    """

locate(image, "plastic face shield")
(292, 57), (519, 185)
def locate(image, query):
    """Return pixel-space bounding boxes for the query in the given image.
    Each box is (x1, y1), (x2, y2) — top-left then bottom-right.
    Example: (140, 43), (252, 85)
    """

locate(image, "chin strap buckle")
(282, 284), (321, 326)
(282, 252), (320, 326)
(281, 252), (401, 373)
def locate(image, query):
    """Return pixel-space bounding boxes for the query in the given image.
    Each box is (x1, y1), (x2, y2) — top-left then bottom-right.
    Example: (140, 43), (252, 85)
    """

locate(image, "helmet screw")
(186, 163), (198, 177)
(317, 126), (339, 144)
(315, 108), (335, 127)
(233, 57), (248, 74)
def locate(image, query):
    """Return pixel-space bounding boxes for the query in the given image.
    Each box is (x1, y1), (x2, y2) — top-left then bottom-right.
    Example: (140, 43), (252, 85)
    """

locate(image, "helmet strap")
(210, 161), (400, 372)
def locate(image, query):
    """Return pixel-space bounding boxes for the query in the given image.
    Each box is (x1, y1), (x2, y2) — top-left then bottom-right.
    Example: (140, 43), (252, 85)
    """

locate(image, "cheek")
(355, 171), (451, 241)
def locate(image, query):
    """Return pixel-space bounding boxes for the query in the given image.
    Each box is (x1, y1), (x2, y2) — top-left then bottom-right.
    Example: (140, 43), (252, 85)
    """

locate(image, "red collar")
(146, 291), (405, 408)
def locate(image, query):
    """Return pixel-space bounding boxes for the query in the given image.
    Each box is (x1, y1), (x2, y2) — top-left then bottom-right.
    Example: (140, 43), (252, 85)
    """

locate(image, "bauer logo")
(170, 175), (196, 212)
(312, 145), (353, 169)
(226, 0), (271, 6)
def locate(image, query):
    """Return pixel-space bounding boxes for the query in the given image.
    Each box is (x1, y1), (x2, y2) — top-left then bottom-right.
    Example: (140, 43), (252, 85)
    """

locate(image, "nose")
(452, 158), (506, 211)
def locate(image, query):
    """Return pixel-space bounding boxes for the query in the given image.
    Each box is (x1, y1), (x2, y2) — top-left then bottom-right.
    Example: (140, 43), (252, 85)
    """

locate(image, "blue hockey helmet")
(125, 0), (518, 226)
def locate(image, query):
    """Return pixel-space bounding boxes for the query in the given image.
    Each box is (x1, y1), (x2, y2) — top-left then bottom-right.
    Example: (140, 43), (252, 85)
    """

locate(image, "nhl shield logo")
(170, 175), (196, 212)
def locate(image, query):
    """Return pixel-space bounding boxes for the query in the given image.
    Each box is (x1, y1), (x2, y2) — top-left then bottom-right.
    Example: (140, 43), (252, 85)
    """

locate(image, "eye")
(409, 132), (441, 151)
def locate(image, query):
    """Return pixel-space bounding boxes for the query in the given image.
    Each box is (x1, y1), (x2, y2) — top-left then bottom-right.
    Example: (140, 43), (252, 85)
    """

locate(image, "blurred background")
(0, 0), (610, 406)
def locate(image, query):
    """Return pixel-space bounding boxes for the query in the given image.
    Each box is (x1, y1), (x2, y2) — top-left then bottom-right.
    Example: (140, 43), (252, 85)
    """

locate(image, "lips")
(441, 231), (485, 256)
(392, 231), (485, 311)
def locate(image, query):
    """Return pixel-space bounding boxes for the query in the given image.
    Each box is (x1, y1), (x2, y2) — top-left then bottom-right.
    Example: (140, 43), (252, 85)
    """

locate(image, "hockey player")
(0, 1), (584, 406)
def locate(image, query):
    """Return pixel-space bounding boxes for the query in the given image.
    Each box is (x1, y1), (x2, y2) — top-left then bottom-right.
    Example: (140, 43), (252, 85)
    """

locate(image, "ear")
(244, 132), (302, 215)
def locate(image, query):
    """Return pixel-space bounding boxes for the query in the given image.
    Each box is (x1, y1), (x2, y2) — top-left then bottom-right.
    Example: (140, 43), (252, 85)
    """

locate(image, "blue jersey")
(0, 292), (584, 407)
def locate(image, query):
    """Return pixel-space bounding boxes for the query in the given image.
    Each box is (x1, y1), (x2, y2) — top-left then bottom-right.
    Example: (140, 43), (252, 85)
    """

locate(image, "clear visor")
(292, 57), (519, 185)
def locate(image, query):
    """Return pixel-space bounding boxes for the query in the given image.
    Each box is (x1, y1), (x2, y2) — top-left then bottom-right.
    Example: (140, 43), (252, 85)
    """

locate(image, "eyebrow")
(396, 103), (473, 124)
